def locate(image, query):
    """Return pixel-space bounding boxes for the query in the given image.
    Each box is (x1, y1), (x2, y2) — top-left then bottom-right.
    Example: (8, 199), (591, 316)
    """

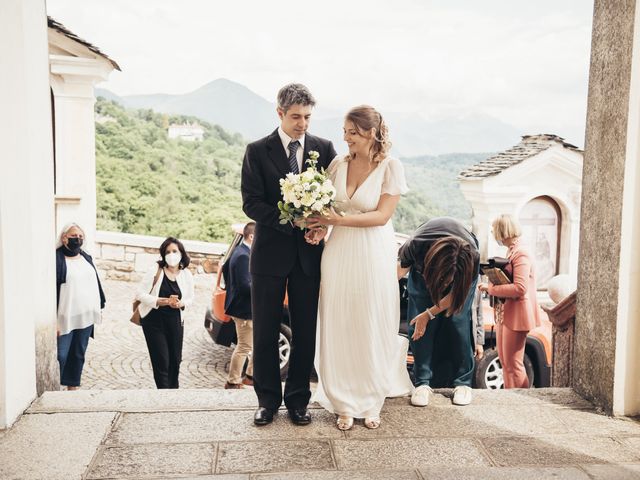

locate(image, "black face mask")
(63, 237), (83, 256)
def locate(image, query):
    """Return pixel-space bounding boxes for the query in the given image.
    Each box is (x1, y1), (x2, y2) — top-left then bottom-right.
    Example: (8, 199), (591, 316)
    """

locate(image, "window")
(519, 197), (561, 290)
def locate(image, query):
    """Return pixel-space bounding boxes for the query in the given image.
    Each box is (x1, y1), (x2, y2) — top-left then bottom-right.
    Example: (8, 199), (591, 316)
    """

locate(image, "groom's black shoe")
(254, 407), (276, 426)
(288, 408), (312, 425)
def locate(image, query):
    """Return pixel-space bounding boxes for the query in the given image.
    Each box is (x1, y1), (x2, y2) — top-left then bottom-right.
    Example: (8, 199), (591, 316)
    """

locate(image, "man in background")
(222, 222), (255, 389)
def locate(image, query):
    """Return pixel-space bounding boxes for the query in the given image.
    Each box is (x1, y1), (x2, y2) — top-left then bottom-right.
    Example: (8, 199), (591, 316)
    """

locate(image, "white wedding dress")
(313, 154), (414, 418)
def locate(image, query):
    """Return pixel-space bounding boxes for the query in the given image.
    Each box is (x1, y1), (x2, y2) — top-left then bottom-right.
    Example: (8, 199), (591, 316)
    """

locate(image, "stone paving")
(1, 388), (640, 479)
(82, 277), (233, 390)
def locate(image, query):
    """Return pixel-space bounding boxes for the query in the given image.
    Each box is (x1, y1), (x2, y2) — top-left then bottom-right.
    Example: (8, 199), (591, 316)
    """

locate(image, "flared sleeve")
(381, 157), (409, 196)
(326, 154), (343, 182)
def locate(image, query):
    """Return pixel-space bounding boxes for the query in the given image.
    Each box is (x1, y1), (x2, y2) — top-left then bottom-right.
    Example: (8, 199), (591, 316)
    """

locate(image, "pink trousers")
(496, 321), (529, 389)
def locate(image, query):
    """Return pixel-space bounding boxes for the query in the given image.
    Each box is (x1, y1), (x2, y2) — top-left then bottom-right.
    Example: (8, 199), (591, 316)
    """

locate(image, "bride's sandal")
(336, 415), (354, 431)
(364, 417), (381, 429)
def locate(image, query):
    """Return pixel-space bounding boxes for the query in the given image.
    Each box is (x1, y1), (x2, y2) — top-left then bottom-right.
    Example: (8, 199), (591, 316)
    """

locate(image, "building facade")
(0, 5), (118, 428)
(459, 134), (583, 292)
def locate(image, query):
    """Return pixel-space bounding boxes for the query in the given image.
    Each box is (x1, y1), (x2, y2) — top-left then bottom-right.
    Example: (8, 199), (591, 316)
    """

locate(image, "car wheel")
(474, 348), (534, 389)
(279, 324), (292, 380)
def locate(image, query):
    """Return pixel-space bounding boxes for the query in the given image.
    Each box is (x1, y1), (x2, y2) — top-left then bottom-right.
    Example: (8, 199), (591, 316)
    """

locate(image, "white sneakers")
(411, 385), (433, 406)
(452, 385), (473, 406)
(411, 385), (473, 407)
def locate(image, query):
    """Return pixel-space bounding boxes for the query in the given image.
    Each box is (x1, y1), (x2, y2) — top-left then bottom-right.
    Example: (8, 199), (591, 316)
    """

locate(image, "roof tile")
(457, 134), (581, 179)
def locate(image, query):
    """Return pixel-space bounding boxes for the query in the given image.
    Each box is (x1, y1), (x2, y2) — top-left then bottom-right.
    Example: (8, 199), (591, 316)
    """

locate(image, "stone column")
(0, 0), (57, 427)
(49, 56), (111, 254)
(574, 0), (640, 416)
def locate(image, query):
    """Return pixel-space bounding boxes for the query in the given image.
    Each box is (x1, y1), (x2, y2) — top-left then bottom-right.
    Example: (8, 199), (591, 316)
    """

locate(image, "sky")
(46, 0), (594, 147)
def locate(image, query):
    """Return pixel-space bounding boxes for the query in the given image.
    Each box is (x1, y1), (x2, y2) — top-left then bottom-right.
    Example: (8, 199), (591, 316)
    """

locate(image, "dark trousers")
(252, 257), (320, 410)
(142, 315), (184, 389)
(57, 324), (93, 387)
(407, 268), (476, 388)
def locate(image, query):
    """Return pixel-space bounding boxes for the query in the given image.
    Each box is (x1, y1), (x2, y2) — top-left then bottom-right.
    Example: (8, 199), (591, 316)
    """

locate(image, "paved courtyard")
(83, 277), (233, 390)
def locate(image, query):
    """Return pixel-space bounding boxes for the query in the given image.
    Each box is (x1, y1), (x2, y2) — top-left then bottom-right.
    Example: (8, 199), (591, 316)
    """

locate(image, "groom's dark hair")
(423, 237), (476, 317)
(277, 83), (316, 113)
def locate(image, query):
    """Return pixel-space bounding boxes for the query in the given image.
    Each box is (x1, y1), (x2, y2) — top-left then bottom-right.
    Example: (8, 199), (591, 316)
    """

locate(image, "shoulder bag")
(130, 267), (162, 326)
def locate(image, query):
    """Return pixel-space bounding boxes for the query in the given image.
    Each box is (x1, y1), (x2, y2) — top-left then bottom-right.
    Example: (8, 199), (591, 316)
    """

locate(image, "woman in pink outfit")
(479, 214), (541, 388)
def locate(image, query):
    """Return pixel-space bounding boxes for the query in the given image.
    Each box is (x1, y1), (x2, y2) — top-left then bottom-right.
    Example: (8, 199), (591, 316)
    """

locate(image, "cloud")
(46, 0), (593, 146)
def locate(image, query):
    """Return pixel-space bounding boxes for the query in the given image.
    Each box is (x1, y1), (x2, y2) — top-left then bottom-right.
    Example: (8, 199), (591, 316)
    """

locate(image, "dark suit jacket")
(222, 242), (252, 319)
(241, 129), (336, 277)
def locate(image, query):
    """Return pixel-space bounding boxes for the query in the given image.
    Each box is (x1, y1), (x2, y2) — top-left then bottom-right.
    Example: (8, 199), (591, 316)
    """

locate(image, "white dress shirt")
(278, 126), (305, 173)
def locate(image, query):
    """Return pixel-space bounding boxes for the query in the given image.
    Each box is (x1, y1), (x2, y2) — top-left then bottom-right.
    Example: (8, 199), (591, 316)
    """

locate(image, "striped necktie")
(288, 140), (300, 174)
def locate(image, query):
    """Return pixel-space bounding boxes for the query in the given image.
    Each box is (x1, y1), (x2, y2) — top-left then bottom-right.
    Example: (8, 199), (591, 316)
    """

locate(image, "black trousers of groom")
(251, 257), (320, 411)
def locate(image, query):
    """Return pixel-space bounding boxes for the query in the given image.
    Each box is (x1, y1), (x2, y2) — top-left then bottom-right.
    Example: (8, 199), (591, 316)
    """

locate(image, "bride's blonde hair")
(345, 105), (392, 163)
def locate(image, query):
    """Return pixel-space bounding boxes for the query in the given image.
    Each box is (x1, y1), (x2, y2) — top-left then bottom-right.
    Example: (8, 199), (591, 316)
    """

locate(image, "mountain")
(95, 88), (127, 105)
(93, 98), (487, 240)
(106, 79), (274, 141)
(401, 152), (494, 224)
(313, 112), (520, 157)
(99, 79), (522, 155)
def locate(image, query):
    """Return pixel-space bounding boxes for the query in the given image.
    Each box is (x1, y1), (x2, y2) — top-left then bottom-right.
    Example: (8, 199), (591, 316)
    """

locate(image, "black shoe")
(288, 408), (311, 425)
(253, 407), (276, 426)
(224, 382), (244, 390)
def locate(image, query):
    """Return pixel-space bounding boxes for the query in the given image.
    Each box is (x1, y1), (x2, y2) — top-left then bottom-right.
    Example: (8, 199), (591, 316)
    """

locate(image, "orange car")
(204, 225), (553, 388)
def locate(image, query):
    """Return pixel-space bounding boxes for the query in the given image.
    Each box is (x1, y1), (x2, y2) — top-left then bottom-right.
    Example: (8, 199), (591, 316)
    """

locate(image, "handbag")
(480, 256), (512, 283)
(130, 267), (162, 326)
(480, 256), (512, 306)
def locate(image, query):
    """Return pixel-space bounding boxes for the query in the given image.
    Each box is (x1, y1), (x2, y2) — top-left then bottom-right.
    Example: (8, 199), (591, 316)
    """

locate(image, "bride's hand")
(307, 207), (342, 229)
(410, 312), (429, 341)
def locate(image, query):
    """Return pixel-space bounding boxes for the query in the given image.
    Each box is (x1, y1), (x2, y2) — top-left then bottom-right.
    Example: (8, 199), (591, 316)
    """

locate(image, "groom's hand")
(304, 227), (327, 245)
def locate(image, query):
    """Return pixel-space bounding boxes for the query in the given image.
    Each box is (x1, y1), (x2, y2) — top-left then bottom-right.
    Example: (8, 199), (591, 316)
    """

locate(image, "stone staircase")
(1, 388), (639, 479)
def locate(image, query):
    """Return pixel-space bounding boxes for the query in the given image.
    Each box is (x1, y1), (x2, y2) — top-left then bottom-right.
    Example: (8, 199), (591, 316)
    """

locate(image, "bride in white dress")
(307, 105), (414, 430)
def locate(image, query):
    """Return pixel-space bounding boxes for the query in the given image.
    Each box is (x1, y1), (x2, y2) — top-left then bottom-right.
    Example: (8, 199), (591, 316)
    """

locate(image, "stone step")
(28, 387), (594, 414)
(3, 388), (639, 480)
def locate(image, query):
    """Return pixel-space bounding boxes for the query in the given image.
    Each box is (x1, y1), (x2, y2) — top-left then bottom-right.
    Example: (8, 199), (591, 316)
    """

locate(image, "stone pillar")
(574, 0), (640, 416)
(0, 0), (58, 428)
(542, 292), (577, 387)
(49, 56), (111, 254)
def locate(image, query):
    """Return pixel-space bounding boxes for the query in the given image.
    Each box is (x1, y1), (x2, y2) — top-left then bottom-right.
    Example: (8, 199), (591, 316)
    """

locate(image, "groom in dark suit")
(241, 83), (336, 425)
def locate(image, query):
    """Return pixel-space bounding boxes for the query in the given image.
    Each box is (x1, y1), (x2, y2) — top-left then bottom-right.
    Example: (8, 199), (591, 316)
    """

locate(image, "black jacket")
(399, 217), (480, 276)
(56, 247), (106, 309)
(221, 242), (252, 319)
(241, 129), (336, 277)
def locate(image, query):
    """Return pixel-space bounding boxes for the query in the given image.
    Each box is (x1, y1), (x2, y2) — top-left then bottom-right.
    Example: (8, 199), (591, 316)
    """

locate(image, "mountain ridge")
(97, 78), (522, 156)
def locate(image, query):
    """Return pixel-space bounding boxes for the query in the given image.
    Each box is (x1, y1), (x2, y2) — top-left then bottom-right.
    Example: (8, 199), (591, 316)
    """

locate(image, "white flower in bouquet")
(278, 151), (336, 227)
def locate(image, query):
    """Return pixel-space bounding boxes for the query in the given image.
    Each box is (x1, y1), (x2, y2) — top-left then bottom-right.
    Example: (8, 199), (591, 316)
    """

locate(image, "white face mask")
(165, 252), (182, 267)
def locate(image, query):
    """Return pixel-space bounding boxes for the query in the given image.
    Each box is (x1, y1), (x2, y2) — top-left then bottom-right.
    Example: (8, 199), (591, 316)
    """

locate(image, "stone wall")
(93, 231), (227, 282)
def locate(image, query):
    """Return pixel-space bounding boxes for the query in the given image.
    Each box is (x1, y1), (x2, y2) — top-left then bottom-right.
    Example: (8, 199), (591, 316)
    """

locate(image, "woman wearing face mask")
(56, 223), (106, 390)
(136, 237), (194, 389)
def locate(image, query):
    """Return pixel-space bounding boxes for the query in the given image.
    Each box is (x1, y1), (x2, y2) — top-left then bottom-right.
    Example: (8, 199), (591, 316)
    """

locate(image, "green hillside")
(399, 152), (493, 229)
(95, 99), (247, 242)
(95, 99), (487, 241)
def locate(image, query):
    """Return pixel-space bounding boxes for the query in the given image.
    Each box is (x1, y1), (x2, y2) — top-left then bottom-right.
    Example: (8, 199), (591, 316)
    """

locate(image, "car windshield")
(220, 233), (243, 265)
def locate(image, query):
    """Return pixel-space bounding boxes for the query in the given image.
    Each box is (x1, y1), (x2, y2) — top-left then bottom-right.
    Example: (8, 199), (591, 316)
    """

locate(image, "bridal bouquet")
(278, 151), (336, 227)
